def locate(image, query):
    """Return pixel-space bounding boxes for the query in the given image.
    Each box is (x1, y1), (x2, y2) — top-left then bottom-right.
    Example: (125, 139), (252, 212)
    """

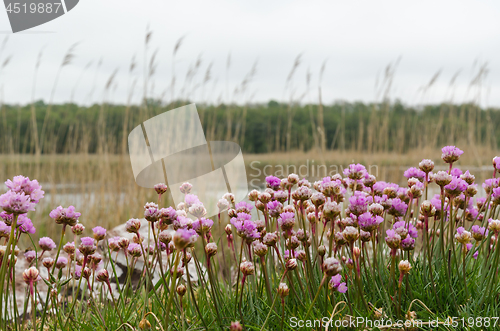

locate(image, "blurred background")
(0, 0), (499, 234)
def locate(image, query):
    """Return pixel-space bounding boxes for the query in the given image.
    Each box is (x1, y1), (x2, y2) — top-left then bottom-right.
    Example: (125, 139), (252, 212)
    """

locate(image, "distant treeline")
(0, 100), (498, 154)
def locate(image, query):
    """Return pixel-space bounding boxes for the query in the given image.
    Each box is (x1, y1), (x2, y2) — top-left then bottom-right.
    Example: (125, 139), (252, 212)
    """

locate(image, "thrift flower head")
(0, 191), (35, 214)
(24, 250), (36, 263)
(125, 218), (141, 233)
(385, 229), (401, 249)
(56, 257), (68, 269)
(311, 192), (326, 207)
(191, 217), (214, 235)
(444, 177), (468, 197)
(401, 237), (415, 251)
(179, 182), (193, 194)
(92, 226), (106, 241)
(188, 203), (207, 218)
(39, 237), (56, 251)
(63, 241), (75, 254)
(23, 267), (40, 295)
(358, 212), (383, 232)
(388, 198), (408, 218)
(343, 163), (367, 180)
(72, 223), (85, 235)
(154, 183), (168, 195)
(231, 213), (260, 241)
(42, 257), (54, 269)
(49, 205), (81, 226)
(441, 145), (464, 164)
(5, 176), (44, 203)
(450, 168), (463, 177)
(323, 201), (341, 219)
(0, 211), (13, 225)
(253, 241), (268, 257)
(342, 226), (359, 243)
(455, 227), (472, 245)
(144, 203), (159, 222)
(278, 212), (295, 231)
(173, 228), (198, 249)
(184, 194), (201, 208)
(223, 192), (235, 204)
(0, 221), (10, 238)
(17, 214), (35, 234)
(328, 274), (348, 293)
(419, 159), (434, 173)
(230, 322), (243, 331)
(127, 243), (142, 257)
(240, 260), (255, 276)
(79, 236), (97, 256)
(292, 185), (312, 201)
(348, 192), (368, 216)
(96, 269), (110, 283)
(434, 171), (452, 187)
(265, 175), (281, 190)
(393, 221), (418, 239)
(267, 200), (283, 218)
(404, 167), (426, 181)
(235, 201), (253, 214)
(493, 156), (500, 171)
(483, 178), (500, 196)
(278, 283), (290, 298)
(217, 198), (230, 211)
(398, 260), (412, 275)
(471, 225), (488, 241)
(158, 207), (177, 227)
(323, 257), (342, 276)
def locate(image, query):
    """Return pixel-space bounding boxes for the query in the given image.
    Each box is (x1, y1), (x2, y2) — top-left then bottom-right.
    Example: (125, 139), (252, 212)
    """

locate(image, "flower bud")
(263, 232), (278, 246)
(159, 231), (172, 244)
(295, 250), (306, 262)
(278, 282), (290, 298)
(176, 284), (187, 297)
(342, 226), (359, 243)
(230, 321), (243, 331)
(72, 223), (85, 236)
(125, 218), (141, 234)
(360, 230), (371, 242)
(96, 269), (109, 283)
(420, 201), (435, 217)
(154, 183), (168, 195)
(240, 260), (255, 276)
(323, 257), (342, 276)
(352, 246), (361, 259)
(398, 260), (412, 275)
(318, 245), (326, 257)
(118, 237), (130, 249)
(253, 241), (268, 257)
(286, 258), (298, 270)
(23, 267), (40, 284)
(419, 159), (434, 173)
(42, 257), (54, 269)
(205, 242), (218, 257)
(369, 203), (384, 216)
(228, 209), (237, 218)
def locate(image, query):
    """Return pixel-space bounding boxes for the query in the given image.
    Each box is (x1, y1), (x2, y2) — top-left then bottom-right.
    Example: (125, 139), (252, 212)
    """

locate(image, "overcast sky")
(0, 0), (499, 106)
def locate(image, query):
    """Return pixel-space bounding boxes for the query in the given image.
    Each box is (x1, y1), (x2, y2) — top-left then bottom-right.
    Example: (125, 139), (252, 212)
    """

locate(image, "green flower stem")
(51, 224), (66, 274)
(184, 249), (208, 329)
(304, 275), (327, 320)
(0, 213), (18, 327)
(164, 251), (181, 327)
